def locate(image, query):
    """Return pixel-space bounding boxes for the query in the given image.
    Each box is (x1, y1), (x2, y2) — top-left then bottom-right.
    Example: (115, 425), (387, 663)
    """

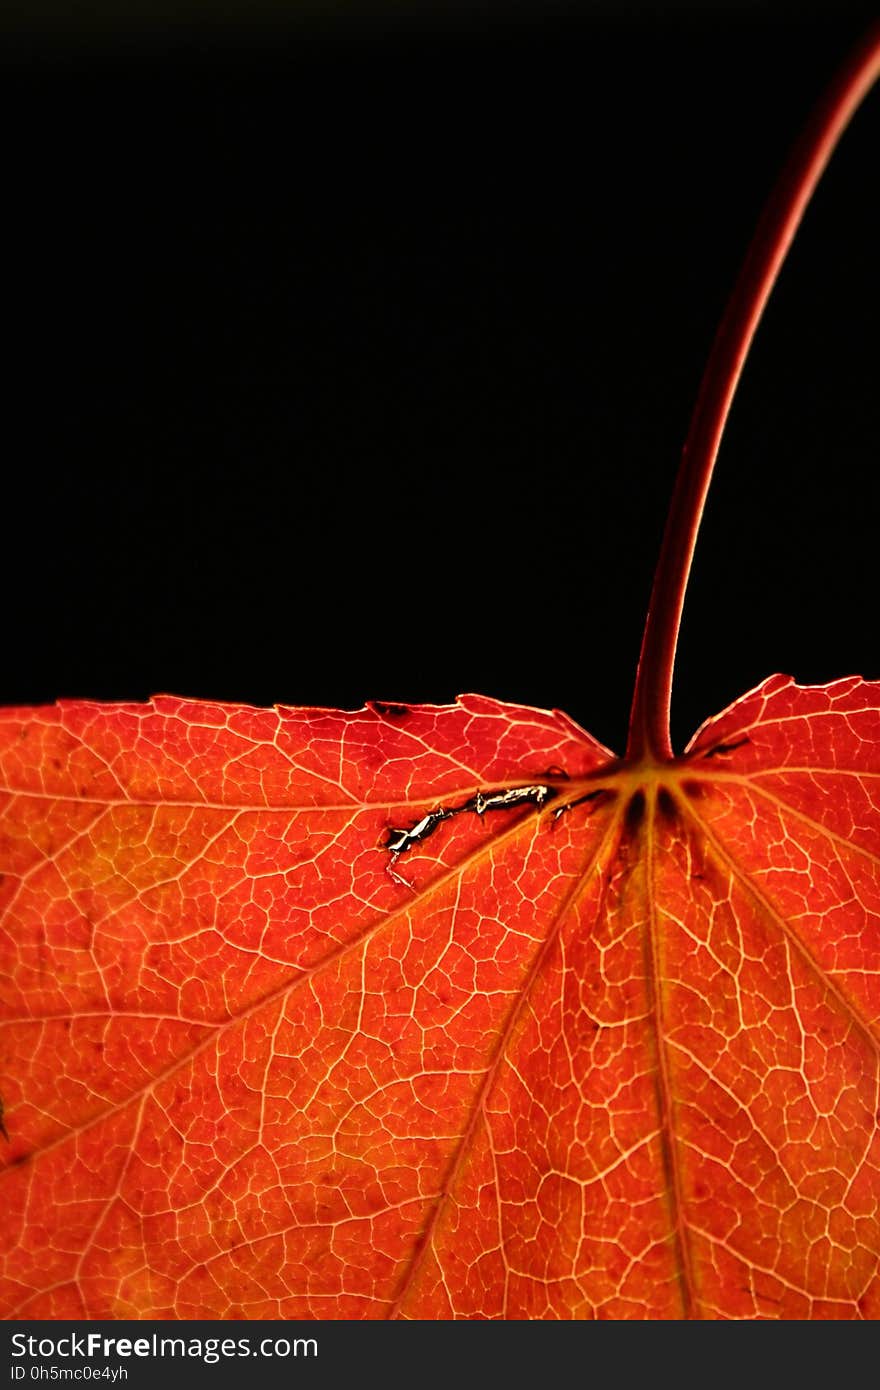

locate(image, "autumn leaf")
(1, 29), (879, 1321)
(2, 675), (880, 1319)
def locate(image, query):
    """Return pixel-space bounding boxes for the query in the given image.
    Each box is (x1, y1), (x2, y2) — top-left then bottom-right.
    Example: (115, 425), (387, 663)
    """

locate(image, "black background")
(4, 2), (879, 757)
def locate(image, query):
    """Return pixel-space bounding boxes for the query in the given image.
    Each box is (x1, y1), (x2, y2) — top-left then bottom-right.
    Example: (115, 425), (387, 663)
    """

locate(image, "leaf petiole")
(626, 23), (880, 764)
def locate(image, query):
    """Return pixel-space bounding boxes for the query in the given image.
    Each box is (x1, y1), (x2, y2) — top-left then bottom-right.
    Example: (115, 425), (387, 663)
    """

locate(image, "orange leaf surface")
(1, 676), (879, 1318)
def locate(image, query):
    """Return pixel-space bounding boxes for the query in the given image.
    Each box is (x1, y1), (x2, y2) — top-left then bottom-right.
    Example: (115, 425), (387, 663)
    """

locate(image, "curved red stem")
(626, 23), (880, 763)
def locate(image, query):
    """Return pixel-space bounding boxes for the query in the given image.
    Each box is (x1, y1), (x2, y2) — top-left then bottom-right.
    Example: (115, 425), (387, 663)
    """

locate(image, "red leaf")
(2, 28), (879, 1321)
(1, 678), (879, 1318)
